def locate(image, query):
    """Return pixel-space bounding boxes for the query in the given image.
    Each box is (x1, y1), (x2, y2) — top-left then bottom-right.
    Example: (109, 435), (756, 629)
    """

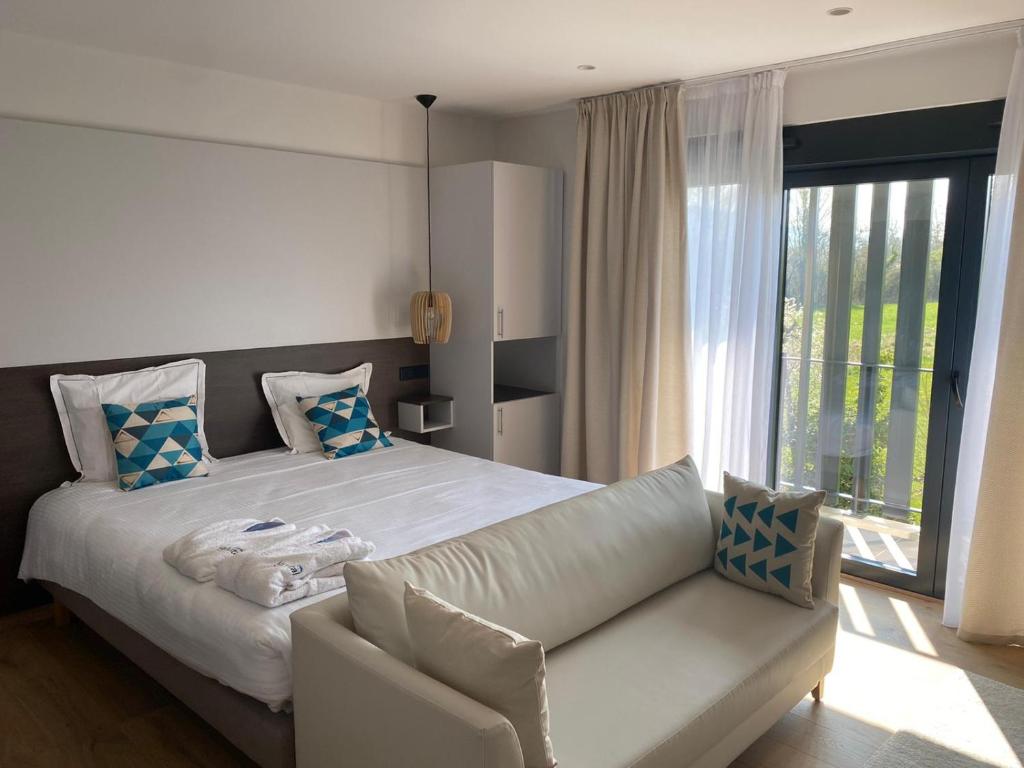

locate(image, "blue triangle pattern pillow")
(713, 471), (825, 608)
(102, 394), (209, 491)
(296, 385), (392, 460)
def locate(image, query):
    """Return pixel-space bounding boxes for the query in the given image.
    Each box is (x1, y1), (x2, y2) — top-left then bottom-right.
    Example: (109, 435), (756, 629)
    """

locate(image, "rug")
(866, 673), (1023, 768)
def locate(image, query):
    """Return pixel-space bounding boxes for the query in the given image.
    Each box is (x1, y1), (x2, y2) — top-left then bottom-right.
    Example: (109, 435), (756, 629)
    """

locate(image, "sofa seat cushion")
(544, 570), (838, 768)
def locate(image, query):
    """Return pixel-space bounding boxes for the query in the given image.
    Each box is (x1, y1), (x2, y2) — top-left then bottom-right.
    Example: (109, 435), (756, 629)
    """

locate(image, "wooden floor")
(0, 605), (250, 767)
(1, 578), (1021, 767)
(732, 578), (1024, 768)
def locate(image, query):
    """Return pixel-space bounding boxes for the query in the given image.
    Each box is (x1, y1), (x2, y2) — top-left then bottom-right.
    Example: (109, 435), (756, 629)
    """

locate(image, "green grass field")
(778, 301), (937, 522)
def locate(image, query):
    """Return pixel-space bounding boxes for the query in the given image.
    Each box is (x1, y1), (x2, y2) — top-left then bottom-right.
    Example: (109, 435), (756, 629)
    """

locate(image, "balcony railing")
(775, 180), (948, 561)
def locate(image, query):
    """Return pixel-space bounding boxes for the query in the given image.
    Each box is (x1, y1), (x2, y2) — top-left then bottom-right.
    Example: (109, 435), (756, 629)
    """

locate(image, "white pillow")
(50, 358), (214, 482)
(260, 363), (372, 454)
(404, 582), (557, 768)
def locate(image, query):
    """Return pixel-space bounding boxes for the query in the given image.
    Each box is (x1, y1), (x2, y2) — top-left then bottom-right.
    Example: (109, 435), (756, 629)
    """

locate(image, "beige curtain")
(958, 144), (1024, 645)
(561, 84), (692, 483)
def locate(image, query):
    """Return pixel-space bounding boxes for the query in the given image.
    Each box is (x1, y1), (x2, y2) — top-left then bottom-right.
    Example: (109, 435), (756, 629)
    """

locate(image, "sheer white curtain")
(943, 33), (1024, 642)
(685, 71), (786, 489)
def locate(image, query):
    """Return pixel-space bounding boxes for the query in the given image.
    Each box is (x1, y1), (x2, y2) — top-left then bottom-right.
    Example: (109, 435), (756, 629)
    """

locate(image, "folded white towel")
(163, 518), (329, 582)
(214, 531), (375, 608)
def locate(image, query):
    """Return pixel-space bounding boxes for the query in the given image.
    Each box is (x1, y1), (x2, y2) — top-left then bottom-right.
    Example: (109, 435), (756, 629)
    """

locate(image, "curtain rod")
(580, 18), (1023, 102)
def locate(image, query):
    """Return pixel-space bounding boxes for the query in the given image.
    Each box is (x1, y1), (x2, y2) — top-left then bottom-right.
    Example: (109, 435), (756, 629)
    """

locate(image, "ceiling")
(0, 0), (1021, 116)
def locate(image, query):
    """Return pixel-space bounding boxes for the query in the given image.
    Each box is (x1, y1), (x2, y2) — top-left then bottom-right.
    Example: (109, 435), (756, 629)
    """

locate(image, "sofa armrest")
(291, 596), (525, 768)
(705, 490), (844, 606)
(812, 514), (844, 606)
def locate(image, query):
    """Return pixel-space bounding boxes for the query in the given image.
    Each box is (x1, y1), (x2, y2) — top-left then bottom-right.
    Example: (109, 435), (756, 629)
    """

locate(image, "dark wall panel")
(0, 337), (428, 613)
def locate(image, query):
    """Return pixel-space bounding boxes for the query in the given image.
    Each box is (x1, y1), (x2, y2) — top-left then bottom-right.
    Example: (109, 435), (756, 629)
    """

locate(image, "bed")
(18, 438), (596, 765)
(19, 438), (595, 710)
(3, 338), (596, 767)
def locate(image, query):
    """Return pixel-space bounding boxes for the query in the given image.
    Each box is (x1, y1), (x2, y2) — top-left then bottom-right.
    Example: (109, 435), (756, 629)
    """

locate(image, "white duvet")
(18, 440), (597, 710)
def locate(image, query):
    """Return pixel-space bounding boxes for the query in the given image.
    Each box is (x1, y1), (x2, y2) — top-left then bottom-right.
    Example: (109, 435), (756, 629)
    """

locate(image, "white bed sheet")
(18, 440), (597, 710)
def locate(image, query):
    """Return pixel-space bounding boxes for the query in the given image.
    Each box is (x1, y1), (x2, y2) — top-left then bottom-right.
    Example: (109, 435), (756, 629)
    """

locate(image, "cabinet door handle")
(497, 307), (504, 338)
(497, 407), (504, 435)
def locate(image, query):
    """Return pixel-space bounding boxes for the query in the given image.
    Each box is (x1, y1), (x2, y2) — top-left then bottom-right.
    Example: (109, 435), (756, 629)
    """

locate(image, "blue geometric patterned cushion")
(102, 395), (209, 491)
(713, 472), (825, 608)
(296, 385), (393, 460)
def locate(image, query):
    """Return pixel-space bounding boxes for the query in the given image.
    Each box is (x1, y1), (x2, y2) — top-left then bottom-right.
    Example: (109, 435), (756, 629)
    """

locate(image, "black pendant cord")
(416, 94), (438, 314)
(425, 104), (432, 300)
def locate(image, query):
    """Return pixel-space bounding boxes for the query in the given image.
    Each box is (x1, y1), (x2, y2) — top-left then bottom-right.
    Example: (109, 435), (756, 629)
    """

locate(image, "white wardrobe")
(429, 161), (562, 475)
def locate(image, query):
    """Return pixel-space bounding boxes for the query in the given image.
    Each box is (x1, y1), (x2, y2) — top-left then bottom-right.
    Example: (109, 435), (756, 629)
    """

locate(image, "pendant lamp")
(410, 94), (453, 344)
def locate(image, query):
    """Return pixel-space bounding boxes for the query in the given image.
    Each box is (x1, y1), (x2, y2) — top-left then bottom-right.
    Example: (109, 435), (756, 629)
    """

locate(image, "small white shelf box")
(397, 394), (454, 434)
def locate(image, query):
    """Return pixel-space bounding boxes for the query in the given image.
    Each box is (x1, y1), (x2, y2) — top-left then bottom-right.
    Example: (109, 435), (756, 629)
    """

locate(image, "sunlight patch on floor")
(839, 582), (874, 637)
(889, 596), (938, 657)
(827, 598), (1022, 768)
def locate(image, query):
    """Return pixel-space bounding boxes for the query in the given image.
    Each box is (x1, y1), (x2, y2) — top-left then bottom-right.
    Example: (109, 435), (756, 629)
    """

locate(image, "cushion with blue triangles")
(713, 472), (825, 608)
(102, 395), (210, 492)
(297, 385), (393, 461)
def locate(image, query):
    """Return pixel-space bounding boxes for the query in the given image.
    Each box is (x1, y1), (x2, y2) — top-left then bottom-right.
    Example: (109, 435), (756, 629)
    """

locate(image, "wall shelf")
(397, 394), (454, 434)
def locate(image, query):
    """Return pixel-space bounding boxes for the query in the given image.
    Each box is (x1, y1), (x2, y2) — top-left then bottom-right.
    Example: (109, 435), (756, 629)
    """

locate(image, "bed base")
(42, 582), (295, 768)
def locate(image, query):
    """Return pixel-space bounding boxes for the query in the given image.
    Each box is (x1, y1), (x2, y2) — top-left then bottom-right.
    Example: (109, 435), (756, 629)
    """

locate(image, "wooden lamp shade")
(410, 290), (452, 344)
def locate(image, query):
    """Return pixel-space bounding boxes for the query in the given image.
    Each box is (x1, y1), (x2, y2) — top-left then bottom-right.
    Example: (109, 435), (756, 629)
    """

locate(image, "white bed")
(18, 439), (597, 710)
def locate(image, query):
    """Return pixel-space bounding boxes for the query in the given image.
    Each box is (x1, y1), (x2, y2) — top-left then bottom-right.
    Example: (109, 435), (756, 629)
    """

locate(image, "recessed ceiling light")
(577, 64), (596, 71)
(827, 6), (853, 15)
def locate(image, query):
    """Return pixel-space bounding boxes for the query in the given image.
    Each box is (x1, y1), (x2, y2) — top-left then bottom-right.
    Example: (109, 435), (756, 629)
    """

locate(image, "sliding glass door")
(772, 158), (992, 595)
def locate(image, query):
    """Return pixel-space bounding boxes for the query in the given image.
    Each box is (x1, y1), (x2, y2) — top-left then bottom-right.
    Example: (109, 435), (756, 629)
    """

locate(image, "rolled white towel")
(214, 532), (375, 608)
(163, 518), (329, 582)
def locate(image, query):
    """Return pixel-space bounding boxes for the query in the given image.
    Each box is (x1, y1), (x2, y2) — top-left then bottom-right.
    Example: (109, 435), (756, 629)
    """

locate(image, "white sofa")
(292, 463), (843, 768)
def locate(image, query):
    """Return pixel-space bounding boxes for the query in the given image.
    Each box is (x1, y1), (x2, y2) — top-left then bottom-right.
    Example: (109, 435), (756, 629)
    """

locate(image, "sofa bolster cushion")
(344, 456), (713, 664)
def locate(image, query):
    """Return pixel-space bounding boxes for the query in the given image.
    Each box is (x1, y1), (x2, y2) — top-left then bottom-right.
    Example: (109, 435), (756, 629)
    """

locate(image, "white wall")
(0, 117), (429, 367)
(495, 107), (577, 259)
(0, 31), (497, 367)
(783, 30), (1018, 125)
(0, 30), (495, 166)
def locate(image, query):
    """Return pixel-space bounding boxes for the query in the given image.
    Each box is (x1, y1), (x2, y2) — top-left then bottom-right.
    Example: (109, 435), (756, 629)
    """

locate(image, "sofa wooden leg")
(812, 678), (825, 702)
(53, 599), (71, 628)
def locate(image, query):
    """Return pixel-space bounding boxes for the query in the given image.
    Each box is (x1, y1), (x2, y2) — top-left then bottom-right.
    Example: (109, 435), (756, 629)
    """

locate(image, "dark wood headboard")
(0, 337), (428, 613)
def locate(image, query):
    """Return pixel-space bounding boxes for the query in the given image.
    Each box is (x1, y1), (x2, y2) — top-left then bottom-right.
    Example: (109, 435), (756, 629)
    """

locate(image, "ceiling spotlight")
(577, 64), (596, 71)
(827, 6), (853, 15)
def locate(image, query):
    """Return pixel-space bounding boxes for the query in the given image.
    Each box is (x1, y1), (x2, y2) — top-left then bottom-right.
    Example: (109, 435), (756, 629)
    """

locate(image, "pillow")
(714, 472), (825, 608)
(404, 583), (557, 768)
(261, 363), (373, 454)
(296, 385), (392, 460)
(50, 359), (214, 482)
(101, 395), (210, 491)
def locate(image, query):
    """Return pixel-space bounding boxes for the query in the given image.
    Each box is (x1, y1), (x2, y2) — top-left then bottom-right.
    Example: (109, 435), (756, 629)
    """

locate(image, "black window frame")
(768, 100), (1002, 597)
